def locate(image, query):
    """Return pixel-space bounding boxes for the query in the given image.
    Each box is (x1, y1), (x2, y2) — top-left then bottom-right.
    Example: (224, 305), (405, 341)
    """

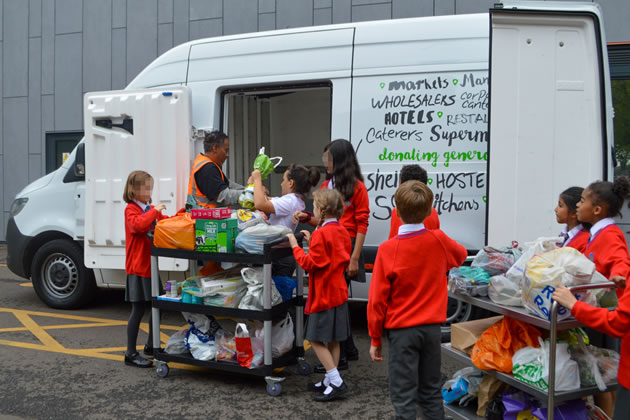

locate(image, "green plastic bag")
(253, 147), (282, 179)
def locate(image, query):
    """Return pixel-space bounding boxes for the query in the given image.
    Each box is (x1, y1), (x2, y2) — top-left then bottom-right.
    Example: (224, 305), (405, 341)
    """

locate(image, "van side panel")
(351, 15), (490, 250)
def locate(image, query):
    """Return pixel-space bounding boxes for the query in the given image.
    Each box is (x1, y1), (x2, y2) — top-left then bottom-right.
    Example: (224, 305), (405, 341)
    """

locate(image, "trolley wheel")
(266, 382), (282, 396)
(156, 363), (169, 378)
(297, 360), (311, 376)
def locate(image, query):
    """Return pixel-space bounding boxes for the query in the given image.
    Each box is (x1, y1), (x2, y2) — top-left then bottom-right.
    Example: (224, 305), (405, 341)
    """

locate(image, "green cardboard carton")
(195, 218), (238, 253)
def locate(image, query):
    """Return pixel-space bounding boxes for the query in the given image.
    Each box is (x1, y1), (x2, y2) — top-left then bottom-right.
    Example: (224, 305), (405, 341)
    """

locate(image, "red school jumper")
(125, 202), (167, 278)
(388, 207), (440, 239)
(321, 179), (369, 238)
(565, 229), (589, 253)
(292, 221), (352, 314)
(572, 287), (630, 389)
(367, 228), (467, 346)
(583, 224), (630, 298)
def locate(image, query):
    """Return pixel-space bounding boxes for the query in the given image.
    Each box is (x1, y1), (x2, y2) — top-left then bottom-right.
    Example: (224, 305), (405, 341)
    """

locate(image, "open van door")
(84, 87), (192, 272)
(487, 1), (614, 246)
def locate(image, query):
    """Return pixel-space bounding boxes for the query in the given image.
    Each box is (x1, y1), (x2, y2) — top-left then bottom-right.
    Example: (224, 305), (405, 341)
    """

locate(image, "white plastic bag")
(271, 313), (295, 357)
(235, 224), (291, 254)
(488, 274), (522, 306)
(237, 267), (283, 310)
(236, 209), (267, 231)
(512, 338), (580, 392)
(491, 237), (559, 307)
(181, 312), (222, 335)
(165, 328), (189, 354)
(522, 247), (598, 321)
(185, 327), (217, 361)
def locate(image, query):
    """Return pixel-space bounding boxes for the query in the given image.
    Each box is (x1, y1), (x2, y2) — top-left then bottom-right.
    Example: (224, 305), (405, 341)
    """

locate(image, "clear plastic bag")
(471, 244), (521, 276)
(165, 328), (189, 354)
(215, 329), (237, 363)
(235, 224), (291, 254)
(488, 274), (522, 306)
(569, 339), (619, 390)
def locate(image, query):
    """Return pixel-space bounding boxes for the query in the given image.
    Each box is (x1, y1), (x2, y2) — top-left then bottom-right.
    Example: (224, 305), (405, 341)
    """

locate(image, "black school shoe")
(314, 357), (348, 374)
(124, 352), (153, 368)
(313, 382), (349, 402)
(144, 344), (155, 357)
(307, 381), (326, 392)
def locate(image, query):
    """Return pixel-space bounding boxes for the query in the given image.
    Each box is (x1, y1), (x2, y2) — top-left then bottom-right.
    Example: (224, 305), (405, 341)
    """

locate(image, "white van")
(6, 2), (613, 332)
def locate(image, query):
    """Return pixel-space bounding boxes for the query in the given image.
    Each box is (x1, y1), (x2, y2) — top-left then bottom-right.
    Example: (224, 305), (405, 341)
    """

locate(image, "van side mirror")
(74, 143), (85, 177)
(63, 143), (85, 183)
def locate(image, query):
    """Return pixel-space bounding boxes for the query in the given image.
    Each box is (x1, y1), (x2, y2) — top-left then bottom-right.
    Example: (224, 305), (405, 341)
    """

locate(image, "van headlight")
(10, 198), (28, 217)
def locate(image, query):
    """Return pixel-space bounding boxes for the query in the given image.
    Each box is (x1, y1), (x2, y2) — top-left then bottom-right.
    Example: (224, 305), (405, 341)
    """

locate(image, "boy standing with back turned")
(368, 180), (467, 420)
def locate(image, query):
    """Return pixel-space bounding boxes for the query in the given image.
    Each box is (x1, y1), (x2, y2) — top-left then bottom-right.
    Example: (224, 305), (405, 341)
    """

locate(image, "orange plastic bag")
(470, 317), (542, 373)
(199, 261), (223, 277)
(154, 213), (195, 250)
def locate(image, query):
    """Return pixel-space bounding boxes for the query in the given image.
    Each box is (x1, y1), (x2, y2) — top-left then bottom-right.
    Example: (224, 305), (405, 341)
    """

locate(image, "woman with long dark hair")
(295, 139), (370, 371)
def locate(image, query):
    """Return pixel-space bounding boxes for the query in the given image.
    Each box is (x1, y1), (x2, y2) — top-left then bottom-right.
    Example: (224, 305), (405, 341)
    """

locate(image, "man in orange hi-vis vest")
(186, 130), (244, 209)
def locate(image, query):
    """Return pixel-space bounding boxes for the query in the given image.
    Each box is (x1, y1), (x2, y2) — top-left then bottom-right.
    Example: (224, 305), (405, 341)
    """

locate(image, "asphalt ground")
(0, 245), (465, 420)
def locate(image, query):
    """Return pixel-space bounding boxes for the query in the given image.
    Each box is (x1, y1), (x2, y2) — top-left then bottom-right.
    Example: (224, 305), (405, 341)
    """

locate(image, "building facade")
(1, 0), (629, 241)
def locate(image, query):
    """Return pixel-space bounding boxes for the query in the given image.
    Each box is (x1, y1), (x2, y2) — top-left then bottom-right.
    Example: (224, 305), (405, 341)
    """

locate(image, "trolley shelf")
(441, 343), (618, 403)
(152, 297), (297, 321)
(444, 403), (484, 420)
(151, 243), (293, 264)
(448, 291), (583, 330)
(155, 348), (297, 377)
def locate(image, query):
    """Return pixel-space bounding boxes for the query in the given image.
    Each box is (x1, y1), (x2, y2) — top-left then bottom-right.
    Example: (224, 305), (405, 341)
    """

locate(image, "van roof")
(127, 13), (490, 89)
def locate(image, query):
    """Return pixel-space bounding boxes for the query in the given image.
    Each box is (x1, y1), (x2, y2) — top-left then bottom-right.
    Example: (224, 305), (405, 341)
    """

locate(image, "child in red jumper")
(368, 180), (467, 420)
(294, 139), (368, 369)
(287, 188), (352, 402)
(123, 170), (168, 368)
(554, 177), (630, 418)
(388, 164), (440, 239)
(554, 186), (589, 252)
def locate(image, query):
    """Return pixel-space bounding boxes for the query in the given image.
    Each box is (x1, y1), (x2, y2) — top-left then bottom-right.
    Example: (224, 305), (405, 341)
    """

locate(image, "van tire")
(31, 239), (96, 309)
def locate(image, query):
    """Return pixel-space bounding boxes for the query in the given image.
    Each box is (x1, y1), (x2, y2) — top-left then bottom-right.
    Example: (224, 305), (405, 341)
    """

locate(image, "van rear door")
(487, 2), (613, 245)
(84, 87), (192, 271)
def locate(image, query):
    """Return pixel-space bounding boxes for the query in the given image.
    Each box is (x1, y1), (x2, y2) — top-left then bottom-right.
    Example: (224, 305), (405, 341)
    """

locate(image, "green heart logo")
(453, 79), (459, 86)
(427, 178), (433, 185)
(437, 112), (443, 118)
(482, 196), (487, 203)
(379, 82), (385, 88)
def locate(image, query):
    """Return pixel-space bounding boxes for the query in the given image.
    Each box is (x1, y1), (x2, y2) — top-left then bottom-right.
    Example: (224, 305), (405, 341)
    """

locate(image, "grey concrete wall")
(0, 0), (629, 241)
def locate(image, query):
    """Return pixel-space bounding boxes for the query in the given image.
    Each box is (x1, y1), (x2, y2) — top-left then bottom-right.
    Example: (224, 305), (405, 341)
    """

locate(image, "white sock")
(327, 368), (343, 387)
(315, 375), (330, 387)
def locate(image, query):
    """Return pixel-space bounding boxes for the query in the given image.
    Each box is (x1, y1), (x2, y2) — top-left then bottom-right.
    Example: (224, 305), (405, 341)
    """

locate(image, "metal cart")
(442, 283), (619, 420)
(149, 237), (310, 396)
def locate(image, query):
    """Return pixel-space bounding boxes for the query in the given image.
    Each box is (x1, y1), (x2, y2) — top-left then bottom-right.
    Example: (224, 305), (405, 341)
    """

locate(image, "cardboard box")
(195, 218), (238, 253)
(451, 315), (504, 354)
(191, 207), (231, 220)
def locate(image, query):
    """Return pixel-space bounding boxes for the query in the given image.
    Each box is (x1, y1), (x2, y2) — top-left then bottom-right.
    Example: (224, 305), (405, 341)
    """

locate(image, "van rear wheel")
(441, 298), (473, 342)
(31, 239), (96, 309)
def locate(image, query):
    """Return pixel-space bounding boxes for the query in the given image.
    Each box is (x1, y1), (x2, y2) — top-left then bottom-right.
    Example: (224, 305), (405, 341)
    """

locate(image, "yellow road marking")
(19, 282), (32, 287)
(0, 263), (7, 267)
(12, 310), (64, 349)
(0, 306), (309, 373)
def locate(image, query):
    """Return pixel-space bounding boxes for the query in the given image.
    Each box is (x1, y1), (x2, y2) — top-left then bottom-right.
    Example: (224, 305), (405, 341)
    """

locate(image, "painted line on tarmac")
(19, 282), (32, 287)
(0, 263), (7, 267)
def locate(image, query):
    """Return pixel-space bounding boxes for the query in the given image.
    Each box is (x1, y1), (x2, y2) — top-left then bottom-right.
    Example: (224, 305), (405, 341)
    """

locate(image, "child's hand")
(347, 258), (359, 277)
(293, 211), (307, 224)
(552, 286), (578, 311)
(154, 203), (166, 212)
(251, 169), (262, 182)
(286, 233), (298, 248)
(299, 230), (311, 244)
(610, 275), (626, 289)
(370, 344), (383, 362)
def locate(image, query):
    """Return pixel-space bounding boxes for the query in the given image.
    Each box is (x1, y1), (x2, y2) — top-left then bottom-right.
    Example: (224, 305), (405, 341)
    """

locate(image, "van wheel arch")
(30, 238), (96, 309)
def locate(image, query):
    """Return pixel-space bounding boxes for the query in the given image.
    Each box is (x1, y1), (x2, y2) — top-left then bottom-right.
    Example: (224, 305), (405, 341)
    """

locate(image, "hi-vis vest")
(186, 154), (225, 209)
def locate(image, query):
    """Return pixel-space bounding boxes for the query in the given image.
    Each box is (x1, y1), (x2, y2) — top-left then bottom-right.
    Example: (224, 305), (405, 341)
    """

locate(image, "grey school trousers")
(387, 324), (444, 420)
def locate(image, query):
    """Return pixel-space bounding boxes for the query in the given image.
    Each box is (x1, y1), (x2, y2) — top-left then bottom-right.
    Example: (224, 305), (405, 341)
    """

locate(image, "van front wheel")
(31, 240), (96, 309)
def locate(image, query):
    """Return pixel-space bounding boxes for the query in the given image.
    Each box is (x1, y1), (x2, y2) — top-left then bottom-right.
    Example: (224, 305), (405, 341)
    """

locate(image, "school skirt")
(125, 274), (163, 303)
(305, 302), (351, 343)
